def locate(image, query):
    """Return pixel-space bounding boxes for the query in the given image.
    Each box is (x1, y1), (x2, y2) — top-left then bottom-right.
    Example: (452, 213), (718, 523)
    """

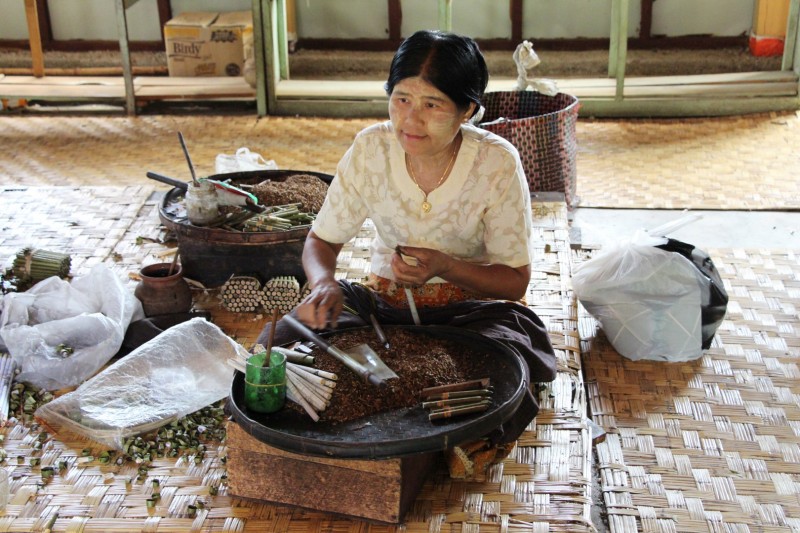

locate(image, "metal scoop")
(282, 315), (398, 387)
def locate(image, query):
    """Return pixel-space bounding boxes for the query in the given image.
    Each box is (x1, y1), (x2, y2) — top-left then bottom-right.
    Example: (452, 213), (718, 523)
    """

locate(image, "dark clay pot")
(134, 263), (193, 317)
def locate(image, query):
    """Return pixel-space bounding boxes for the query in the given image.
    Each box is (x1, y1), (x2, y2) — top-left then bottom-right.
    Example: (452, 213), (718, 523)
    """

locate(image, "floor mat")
(1, 111), (798, 210)
(0, 194), (595, 531)
(0, 186), (152, 277)
(575, 112), (800, 210)
(0, 115), (373, 188)
(578, 247), (800, 532)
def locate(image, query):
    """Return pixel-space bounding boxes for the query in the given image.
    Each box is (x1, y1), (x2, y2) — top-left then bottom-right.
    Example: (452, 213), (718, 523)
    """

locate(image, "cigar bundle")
(420, 378), (492, 422)
(219, 274), (304, 314)
(261, 276), (300, 315)
(220, 275), (263, 313)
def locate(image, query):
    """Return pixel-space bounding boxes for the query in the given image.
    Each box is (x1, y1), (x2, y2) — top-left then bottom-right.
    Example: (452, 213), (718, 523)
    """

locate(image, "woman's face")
(388, 76), (472, 158)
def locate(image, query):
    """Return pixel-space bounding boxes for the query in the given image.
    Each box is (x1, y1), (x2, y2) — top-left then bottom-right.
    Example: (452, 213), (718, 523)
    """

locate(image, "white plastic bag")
(215, 147), (277, 174)
(572, 231), (709, 362)
(513, 40), (559, 96)
(35, 317), (244, 449)
(0, 264), (144, 389)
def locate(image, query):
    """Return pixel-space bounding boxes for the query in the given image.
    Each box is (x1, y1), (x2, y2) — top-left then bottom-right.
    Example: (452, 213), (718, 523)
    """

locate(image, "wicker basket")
(480, 91), (580, 207)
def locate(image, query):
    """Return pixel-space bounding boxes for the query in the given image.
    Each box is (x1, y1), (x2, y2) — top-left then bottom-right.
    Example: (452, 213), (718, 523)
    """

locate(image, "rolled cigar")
(287, 375), (334, 401)
(272, 346), (315, 365)
(422, 395), (489, 410)
(286, 380), (319, 422)
(286, 377), (325, 413)
(423, 389), (493, 401)
(421, 378), (490, 397)
(286, 372), (328, 411)
(288, 364), (337, 387)
(428, 401), (491, 421)
(287, 367), (333, 401)
(291, 364), (337, 381)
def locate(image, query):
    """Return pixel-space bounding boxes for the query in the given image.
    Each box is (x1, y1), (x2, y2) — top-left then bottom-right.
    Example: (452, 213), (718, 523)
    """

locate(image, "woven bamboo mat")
(576, 111), (800, 210)
(577, 247), (800, 532)
(0, 186), (154, 277)
(0, 195), (595, 531)
(2, 111), (799, 210)
(0, 115), (374, 189)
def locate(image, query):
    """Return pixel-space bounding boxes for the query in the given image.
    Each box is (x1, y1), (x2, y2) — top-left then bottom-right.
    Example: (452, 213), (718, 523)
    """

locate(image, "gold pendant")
(421, 200), (432, 213)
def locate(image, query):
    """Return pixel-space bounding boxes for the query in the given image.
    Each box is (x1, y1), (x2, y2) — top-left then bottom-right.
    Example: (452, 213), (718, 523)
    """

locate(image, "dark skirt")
(256, 280), (556, 445)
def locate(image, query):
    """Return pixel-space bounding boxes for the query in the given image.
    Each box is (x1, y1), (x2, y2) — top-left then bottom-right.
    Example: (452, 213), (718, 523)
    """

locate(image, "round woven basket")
(480, 91), (580, 207)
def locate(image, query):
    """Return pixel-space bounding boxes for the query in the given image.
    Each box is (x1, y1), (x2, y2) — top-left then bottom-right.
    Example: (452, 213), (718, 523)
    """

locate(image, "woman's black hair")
(385, 30), (488, 118)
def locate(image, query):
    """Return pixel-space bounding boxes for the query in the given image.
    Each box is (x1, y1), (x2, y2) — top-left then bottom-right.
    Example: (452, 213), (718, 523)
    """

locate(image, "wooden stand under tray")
(226, 421), (439, 524)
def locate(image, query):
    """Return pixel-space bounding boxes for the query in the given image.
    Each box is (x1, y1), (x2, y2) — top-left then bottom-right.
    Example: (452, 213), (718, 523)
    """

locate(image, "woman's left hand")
(392, 245), (453, 286)
(392, 244), (532, 301)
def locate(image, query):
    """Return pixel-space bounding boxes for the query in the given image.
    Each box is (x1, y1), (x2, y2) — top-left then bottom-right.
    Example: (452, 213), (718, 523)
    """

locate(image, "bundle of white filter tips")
(261, 276), (301, 315)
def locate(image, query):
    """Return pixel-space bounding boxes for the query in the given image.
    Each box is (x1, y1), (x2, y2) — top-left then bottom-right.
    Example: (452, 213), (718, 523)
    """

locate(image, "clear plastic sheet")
(35, 318), (244, 449)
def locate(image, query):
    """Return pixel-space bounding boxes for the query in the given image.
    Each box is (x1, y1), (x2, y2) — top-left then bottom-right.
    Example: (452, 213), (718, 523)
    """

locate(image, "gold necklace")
(406, 141), (459, 213)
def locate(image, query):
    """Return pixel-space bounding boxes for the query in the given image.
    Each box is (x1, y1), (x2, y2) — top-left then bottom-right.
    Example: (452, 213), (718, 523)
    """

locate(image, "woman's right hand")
(295, 278), (343, 330)
(296, 230), (346, 329)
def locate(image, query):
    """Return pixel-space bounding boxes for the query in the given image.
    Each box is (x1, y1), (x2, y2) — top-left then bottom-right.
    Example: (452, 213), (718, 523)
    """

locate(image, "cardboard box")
(164, 11), (253, 77)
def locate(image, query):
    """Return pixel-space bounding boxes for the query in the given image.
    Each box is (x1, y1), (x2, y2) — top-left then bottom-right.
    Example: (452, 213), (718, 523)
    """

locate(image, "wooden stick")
(155, 248), (178, 258)
(167, 249), (179, 276)
(263, 309), (279, 368)
(177, 131), (199, 186)
(0, 66), (167, 76)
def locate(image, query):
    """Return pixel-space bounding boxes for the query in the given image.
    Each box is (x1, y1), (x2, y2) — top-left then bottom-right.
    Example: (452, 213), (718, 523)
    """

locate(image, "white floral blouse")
(312, 120), (533, 283)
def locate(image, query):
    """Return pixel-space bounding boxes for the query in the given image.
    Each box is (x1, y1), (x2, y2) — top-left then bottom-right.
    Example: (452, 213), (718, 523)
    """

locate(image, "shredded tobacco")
(289, 328), (492, 424)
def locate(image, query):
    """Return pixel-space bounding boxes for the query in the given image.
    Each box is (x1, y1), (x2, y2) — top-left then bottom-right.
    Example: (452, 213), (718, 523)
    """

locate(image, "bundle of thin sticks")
(219, 275), (264, 313)
(299, 281), (311, 302)
(261, 276), (300, 315)
(420, 378), (493, 422)
(9, 248), (71, 291)
(0, 353), (17, 423)
(240, 203), (316, 232)
(226, 344), (337, 423)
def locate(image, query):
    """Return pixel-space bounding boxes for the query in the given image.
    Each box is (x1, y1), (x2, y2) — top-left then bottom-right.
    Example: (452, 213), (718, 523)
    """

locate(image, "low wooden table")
(226, 421), (438, 524)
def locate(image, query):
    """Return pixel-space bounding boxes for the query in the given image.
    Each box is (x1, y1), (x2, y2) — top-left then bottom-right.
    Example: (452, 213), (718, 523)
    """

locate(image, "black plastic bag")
(655, 238), (728, 350)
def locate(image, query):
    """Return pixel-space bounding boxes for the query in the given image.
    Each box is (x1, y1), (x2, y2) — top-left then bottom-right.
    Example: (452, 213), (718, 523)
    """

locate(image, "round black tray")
(228, 325), (527, 459)
(158, 169), (334, 238)
(157, 169), (334, 287)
